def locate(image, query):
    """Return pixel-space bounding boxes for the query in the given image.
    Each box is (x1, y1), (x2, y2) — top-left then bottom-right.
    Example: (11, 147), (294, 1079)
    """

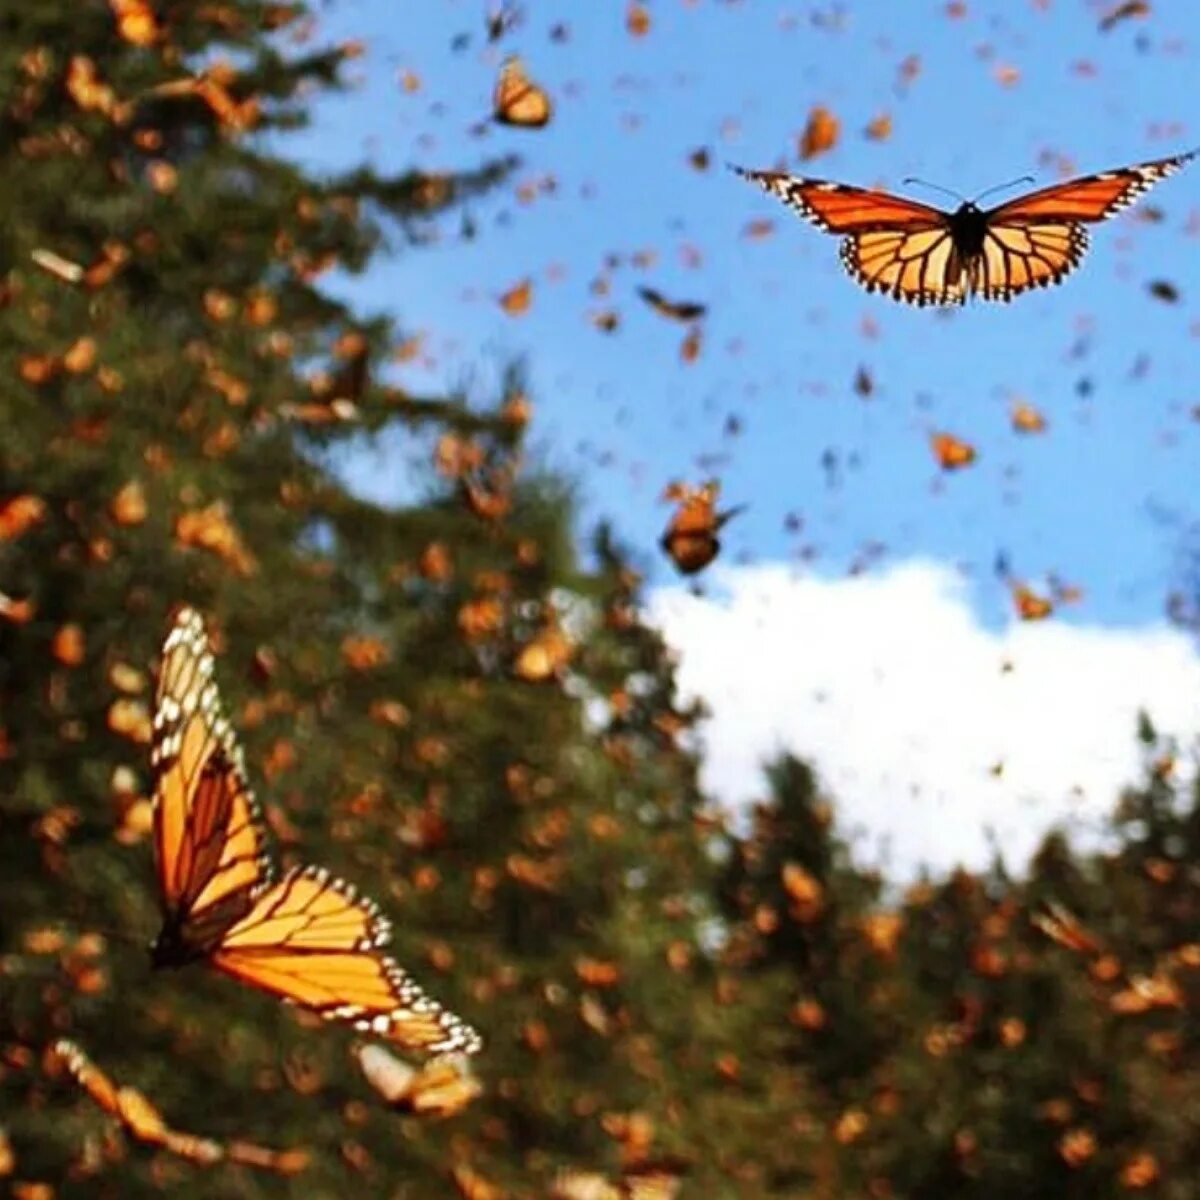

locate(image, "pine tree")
(0, 5), (750, 1197)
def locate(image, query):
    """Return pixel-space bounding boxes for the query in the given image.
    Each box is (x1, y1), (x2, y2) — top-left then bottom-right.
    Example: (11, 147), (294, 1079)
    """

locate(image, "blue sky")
(293, 0), (1200, 630)
(262, 1), (1200, 873)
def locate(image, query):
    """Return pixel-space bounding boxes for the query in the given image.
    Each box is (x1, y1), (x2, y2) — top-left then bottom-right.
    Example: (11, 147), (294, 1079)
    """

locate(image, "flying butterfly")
(149, 606), (481, 1055)
(552, 1171), (621, 1200)
(493, 55), (552, 128)
(660, 480), (746, 575)
(53, 1038), (312, 1172)
(352, 1043), (482, 1117)
(732, 149), (1196, 305)
(636, 286), (707, 324)
(930, 431), (977, 471)
(51, 1038), (224, 1166)
(621, 1159), (689, 1200)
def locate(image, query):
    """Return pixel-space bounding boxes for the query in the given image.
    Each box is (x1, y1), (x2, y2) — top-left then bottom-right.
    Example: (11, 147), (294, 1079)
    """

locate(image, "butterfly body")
(734, 150), (1195, 305)
(946, 201), (988, 254)
(150, 919), (205, 969)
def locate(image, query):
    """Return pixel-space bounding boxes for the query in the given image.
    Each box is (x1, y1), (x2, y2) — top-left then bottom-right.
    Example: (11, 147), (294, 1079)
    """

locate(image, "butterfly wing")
(209, 864), (482, 1056)
(353, 1041), (419, 1104)
(732, 167), (963, 305)
(974, 150), (1197, 300)
(354, 1043), (480, 1115)
(732, 167), (947, 232)
(152, 607), (272, 958)
(987, 150), (1196, 223)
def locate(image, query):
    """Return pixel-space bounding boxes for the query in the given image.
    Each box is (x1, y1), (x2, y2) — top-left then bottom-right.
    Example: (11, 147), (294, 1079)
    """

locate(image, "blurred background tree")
(0, 1), (726, 1195)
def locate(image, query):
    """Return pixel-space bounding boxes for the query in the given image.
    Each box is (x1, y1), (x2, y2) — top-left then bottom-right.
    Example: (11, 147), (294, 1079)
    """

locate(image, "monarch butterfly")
(460, 466), (513, 522)
(1098, 1), (1149, 32)
(493, 56), (552, 128)
(732, 149), (1196, 305)
(149, 606), (481, 1056)
(498, 276), (533, 316)
(929, 432), (977, 471)
(551, 1170), (621, 1200)
(1010, 582), (1054, 621)
(799, 104), (840, 160)
(352, 1044), (482, 1117)
(621, 1160), (688, 1200)
(51, 1038), (225, 1166)
(551, 1161), (687, 1200)
(1010, 401), (1047, 434)
(636, 287), (707, 324)
(660, 480), (746, 575)
(513, 619), (573, 683)
(452, 1163), (503, 1200)
(1032, 902), (1102, 956)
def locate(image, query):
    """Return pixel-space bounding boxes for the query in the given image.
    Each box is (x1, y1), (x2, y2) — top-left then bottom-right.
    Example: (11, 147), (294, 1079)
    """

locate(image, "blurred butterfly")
(733, 149), (1196, 305)
(930, 432), (977, 471)
(486, 1), (523, 41)
(552, 1160), (687, 1200)
(460, 466), (514, 522)
(1099, 1), (1149, 32)
(499, 277), (533, 316)
(453, 1163), (503, 1200)
(1010, 401), (1047, 434)
(1010, 582), (1053, 621)
(660, 481), (745, 575)
(621, 1159), (688, 1200)
(51, 1038), (224, 1167)
(493, 56), (551, 128)
(149, 606), (481, 1055)
(0, 494), (46, 542)
(224, 1141), (311, 1174)
(552, 1170), (621, 1200)
(514, 618), (573, 682)
(799, 104), (839, 160)
(1032, 902), (1102, 956)
(352, 1044), (482, 1117)
(636, 287), (707, 323)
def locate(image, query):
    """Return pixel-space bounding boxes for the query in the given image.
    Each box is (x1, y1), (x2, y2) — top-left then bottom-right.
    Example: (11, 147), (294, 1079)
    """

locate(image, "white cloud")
(647, 560), (1200, 878)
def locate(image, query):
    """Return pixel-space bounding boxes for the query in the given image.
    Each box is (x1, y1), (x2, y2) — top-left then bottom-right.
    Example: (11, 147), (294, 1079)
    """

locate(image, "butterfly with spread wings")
(733, 149), (1196, 305)
(149, 606), (481, 1056)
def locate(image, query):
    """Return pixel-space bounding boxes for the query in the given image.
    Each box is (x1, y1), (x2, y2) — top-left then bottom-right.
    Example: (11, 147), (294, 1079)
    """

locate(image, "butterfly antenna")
(901, 177), (967, 204)
(972, 175), (1035, 204)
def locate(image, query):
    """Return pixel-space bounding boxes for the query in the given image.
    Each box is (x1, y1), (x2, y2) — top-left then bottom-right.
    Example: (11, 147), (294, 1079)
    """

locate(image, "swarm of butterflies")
(40, 5), (1200, 1189)
(487, 34), (1200, 581)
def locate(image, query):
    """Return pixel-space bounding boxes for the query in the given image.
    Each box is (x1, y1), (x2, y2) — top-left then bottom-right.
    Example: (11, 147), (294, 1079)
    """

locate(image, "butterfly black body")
(946, 203), (989, 256)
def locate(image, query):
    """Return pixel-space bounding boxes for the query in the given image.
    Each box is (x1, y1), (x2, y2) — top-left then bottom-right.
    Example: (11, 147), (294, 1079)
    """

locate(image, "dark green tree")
(0, 4), (728, 1197)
